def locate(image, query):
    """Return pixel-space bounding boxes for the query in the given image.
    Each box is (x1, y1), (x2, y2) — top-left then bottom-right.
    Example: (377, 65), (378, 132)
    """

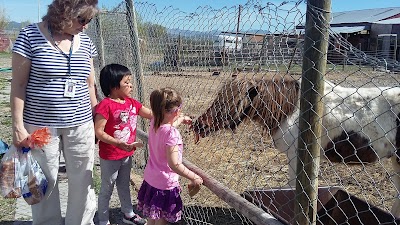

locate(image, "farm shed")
(297, 7), (400, 62)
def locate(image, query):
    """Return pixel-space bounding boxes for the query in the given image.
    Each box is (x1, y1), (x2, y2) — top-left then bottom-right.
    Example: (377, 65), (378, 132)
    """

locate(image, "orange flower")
(30, 127), (51, 149)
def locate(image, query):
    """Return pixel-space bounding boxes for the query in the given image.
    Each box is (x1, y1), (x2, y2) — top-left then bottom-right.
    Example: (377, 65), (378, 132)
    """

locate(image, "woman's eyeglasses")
(77, 16), (92, 26)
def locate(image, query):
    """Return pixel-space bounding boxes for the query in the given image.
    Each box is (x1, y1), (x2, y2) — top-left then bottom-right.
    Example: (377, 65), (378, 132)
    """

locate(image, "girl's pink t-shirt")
(95, 97), (142, 160)
(144, 120), (183, 190)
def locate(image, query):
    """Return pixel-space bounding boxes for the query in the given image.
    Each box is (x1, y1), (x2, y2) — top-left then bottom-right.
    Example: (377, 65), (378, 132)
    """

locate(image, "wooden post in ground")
(295, 0), (331, 225)
(125, 0), (148, 163)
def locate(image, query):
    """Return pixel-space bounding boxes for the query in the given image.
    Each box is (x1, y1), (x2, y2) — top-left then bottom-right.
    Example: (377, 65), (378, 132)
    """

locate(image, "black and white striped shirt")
(13, 23), (98, 128)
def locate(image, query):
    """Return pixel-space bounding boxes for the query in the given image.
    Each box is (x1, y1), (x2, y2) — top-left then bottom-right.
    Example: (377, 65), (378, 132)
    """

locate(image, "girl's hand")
(174, 114), (192, 127)
(117, 141), (134, 152)
(117, 141), (144, 151)
(132, 142), (144, 148)
(190, 174), (203, 186)
(181, 115), (192, 125)
(188, 174), (203, 197)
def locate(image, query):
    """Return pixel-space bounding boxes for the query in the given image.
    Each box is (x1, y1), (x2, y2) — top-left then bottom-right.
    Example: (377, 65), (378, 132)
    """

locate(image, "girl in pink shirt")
(137, 87), (203, 225)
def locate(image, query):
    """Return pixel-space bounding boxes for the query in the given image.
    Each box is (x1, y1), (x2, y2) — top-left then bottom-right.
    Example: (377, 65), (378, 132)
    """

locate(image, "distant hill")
(5, 21), (31, 31)
(168, 28), (217, 39)
(167, 28), (270, 39)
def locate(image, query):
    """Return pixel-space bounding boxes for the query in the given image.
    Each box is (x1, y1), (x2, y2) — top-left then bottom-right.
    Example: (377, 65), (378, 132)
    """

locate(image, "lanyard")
(48, 25), (74, 76)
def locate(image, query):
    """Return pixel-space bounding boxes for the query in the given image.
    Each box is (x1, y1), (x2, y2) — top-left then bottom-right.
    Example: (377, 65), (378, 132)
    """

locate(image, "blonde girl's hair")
(150, 87), (182, 131)
(43, 0), (99, 34)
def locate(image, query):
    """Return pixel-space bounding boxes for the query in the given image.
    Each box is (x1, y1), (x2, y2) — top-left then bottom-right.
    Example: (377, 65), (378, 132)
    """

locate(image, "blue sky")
(1, 0), (399, 23)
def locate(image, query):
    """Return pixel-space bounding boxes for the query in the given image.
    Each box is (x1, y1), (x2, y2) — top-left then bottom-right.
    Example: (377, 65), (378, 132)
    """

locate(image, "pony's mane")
(246, 76), (300, 133)
(211, 76), (300, 133)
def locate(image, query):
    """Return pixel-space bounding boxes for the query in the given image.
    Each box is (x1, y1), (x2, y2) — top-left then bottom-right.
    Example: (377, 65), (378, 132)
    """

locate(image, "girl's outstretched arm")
(167, 145), (203, 186)
(139, 106), (153, 120)
(173, 115), (192, 127)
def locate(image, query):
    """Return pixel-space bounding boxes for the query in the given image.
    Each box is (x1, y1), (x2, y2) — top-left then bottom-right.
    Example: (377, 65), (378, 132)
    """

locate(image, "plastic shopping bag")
(20, 148), (48, 205)
(0, 127), (50, 204)
(0, 145), (23, 198)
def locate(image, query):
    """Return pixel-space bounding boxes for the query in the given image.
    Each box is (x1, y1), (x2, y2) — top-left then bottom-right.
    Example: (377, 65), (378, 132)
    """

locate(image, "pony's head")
(192, 76), (300, 143)
(192, 78), (253, 142)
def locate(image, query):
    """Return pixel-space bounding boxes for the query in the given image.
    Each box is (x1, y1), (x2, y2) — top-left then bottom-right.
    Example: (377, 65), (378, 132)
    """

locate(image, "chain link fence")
(0, 0), (399, 224)
(89, 0), (398, 224)
(3, 0), (400, 224)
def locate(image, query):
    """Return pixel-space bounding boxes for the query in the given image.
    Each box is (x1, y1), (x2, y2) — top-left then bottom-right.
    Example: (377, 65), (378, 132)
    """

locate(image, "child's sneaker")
(122, 214), (147, 225)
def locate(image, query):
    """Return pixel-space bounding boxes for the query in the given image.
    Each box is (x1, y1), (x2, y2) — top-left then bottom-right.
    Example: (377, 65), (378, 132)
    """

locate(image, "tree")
(20, 20), (31, 29)
(140, 22), (167, 38)
(0, 6), (9, 31)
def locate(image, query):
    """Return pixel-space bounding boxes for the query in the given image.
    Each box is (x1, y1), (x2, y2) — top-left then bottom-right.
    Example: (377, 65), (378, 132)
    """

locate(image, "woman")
(11, 0), (99, 224)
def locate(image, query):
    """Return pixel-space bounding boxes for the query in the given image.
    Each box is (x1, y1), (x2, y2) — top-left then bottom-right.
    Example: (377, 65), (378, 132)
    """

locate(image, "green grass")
(0, 78), (9, 90)
(0, 101), (10, 108)
(0, 53), (11, 60)
(0, 117), (11, 127)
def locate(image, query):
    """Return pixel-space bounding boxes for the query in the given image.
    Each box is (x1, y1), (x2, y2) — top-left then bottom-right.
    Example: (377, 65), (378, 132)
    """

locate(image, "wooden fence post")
(125, 0), (145, 123)
(295, 0), (331, 225)
(125, 0), (148, 162)
(94, 14), (105, 70)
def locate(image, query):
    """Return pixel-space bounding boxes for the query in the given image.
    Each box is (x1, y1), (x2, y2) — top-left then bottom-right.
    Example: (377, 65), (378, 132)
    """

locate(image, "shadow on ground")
(179, 205), (254, 225)
(102, 205), (253, 225)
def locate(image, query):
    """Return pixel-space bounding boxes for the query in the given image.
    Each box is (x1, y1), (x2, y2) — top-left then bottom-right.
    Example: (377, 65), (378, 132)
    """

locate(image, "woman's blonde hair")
(43, 0), (99, 34)
(150, 87), (182, 131)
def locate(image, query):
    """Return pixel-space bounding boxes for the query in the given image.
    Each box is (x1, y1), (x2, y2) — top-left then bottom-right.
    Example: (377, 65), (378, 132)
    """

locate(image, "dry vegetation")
(0, 53), (15, 223)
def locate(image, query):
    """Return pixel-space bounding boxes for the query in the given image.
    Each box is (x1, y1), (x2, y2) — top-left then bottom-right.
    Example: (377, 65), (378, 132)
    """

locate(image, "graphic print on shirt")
(113, 104), (137, 143)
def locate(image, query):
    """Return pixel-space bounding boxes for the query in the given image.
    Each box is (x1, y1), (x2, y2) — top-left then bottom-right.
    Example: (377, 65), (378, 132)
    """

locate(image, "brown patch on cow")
(324, 131), (378, 163)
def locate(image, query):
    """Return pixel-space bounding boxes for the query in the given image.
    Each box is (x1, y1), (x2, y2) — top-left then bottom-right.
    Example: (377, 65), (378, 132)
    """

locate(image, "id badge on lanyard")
(64, 80), (76, 97)
(49, 25), (76, 98)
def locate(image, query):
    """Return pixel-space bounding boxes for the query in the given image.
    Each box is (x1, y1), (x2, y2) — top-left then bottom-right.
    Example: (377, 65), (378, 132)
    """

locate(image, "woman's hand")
(13, 127), (30, 148)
